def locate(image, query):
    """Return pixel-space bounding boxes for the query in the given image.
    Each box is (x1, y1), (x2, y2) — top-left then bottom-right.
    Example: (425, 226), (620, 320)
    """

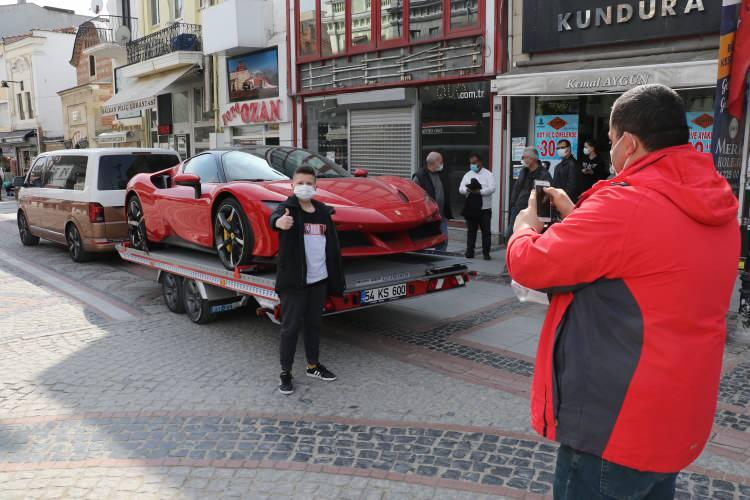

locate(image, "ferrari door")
(160, 154), (220, 248)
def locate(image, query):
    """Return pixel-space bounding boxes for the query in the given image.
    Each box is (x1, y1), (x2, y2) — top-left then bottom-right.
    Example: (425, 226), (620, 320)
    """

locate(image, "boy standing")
(270, 165), (345, 395)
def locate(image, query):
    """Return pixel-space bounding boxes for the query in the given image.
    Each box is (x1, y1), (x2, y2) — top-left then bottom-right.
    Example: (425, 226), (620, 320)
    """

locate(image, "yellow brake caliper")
(225, 211), (234, 253)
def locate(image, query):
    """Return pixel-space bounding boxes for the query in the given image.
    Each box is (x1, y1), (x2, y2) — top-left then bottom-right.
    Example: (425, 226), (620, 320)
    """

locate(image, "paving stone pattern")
(719, 362), (750, 408)
(336, 299), (536, 377)
(715, 408), (750, 433)
(675, 472), (750, 500)
(0, 416), (556, 495)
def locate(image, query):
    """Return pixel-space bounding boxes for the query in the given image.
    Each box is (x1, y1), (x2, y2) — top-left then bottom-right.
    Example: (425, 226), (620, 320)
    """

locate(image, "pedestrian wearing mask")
(269, 165), (345, 395)
(508, 84), (739, 499)
(413, 151), (452, 251)
(552, 139), (583, 203)
(508, 148), (551, 238)
(458, 153), (495, 259)
(580, 139), (609, 194)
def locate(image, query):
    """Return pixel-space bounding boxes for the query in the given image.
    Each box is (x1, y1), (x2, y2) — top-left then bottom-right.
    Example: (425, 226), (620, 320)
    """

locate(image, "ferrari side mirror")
(174, 173), (201, 198)
(353, 168), (368, 178)
(12, 176), (25, 188)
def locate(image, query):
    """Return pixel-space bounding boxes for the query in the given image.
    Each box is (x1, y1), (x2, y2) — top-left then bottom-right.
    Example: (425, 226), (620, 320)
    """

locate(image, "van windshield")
(98, 154), (180, 190)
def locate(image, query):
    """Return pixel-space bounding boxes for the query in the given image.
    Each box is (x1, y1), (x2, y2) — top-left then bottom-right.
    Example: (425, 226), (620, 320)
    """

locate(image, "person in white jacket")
(459, 153), (495, 259)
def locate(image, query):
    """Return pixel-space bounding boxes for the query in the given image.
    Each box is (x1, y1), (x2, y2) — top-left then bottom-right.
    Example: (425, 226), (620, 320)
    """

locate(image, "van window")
(98, 154), (180, 190)
(27, 157), (46, 187)
(45, 156), (88, 190)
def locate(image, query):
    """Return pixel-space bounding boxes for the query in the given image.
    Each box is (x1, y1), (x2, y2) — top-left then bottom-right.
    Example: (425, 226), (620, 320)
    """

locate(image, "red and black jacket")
(507, 145), (740, 473)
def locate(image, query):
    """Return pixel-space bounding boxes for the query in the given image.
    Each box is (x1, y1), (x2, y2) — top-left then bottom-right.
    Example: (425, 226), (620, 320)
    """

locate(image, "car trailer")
(116, 244), (475, 324)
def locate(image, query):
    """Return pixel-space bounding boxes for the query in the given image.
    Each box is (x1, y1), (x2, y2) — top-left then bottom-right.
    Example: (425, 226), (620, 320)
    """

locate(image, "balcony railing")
(126, 23), (203, 65)
(77, 15), (139, 50)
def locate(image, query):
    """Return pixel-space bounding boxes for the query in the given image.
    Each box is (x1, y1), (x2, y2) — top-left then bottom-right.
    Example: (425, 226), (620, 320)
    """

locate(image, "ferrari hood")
(263, 176), (426, 208)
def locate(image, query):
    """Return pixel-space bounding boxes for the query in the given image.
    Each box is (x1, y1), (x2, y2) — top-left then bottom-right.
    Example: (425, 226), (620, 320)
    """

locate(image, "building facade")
(289, 0), (502, 237)
(494, 0), (720, 237)
(0, 29), (78, 175)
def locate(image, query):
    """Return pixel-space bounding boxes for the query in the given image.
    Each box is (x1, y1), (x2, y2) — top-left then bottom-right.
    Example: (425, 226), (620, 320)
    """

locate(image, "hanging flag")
(728, 0), (750, 119)
(712, 0), (746, 197)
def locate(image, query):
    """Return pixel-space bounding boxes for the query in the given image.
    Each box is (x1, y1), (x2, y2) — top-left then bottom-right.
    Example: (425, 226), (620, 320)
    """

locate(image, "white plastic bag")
(511, 280), (550, 305)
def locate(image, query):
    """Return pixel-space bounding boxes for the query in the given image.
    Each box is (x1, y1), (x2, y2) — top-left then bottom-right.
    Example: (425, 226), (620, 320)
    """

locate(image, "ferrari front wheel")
(127, 195), (149, 251)
(214, 198), (252, 270)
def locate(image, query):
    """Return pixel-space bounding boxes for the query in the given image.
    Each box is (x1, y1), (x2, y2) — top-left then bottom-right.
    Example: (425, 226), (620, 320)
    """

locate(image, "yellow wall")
(138, 0), (203, 37)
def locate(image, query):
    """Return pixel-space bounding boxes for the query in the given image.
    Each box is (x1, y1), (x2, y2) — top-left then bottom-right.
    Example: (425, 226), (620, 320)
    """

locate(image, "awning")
(491, 60), (718, 96)
(0, 129), (36, 144)
(97, 131), (130, 144)
(102, 66), (194, 116)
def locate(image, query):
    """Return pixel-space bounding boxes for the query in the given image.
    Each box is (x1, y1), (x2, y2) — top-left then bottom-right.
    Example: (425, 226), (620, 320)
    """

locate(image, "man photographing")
(270, 166), (345, 395)
(507, 84), (739, 499)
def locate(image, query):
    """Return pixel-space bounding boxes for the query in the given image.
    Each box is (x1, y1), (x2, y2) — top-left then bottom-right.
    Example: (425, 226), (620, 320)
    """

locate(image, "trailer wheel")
(182, 279), (215, 324)
(162, 273), (185, 314)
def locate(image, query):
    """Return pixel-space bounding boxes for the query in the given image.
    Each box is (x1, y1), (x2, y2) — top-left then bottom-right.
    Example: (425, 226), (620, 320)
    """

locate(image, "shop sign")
(1, 146), (16, 158)
(686, 112), (713, 153)
(534, 114), (579, 172)
(98, 133), (128, 144)
(221, 98), (285, 127)
(102, 97), (157, 116)
(523, 0), (721, 53)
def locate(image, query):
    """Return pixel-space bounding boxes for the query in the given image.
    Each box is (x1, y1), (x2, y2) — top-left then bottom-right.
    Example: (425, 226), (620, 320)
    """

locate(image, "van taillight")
(88, 202), (105, 223)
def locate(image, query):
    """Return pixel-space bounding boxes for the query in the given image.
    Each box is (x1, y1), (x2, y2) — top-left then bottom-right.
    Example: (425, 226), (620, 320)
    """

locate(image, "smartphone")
(534, 180), (551, 223)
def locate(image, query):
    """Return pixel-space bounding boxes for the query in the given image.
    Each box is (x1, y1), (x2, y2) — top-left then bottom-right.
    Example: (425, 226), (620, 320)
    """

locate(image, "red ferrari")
(126, 147), (445, 269)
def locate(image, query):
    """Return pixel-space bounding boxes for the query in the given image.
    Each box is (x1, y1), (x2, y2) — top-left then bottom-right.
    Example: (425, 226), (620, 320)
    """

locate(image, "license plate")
(361, 284), (407, 304)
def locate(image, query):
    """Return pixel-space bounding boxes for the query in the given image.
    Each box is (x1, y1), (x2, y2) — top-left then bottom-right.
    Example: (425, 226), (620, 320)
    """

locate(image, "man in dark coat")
(552, 139), (583, 203)
(413, 151), (452, 251)
(507, 147), (551, 238)
(269, 165), (345, 395)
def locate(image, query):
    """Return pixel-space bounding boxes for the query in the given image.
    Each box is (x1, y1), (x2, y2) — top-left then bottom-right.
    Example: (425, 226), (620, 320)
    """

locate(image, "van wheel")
(17, 211), (39, 246)
(66, 223), (92, 263)
(182, 279), (215, 324)
(162, 273), (185, 314)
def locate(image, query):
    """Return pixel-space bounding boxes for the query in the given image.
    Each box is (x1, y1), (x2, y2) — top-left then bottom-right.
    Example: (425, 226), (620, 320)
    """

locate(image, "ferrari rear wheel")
(127, 195), (150, 251)
(214, 198), (252, 270)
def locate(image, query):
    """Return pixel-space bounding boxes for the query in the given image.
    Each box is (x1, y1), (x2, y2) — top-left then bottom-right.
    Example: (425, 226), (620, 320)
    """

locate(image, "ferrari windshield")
(267, 147), (350, 178)
(221, 151), (289, 182)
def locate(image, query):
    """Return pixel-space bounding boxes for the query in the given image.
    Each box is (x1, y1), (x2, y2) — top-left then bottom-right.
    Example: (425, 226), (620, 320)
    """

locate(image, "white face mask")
(557, 148), (569, 158)
(583, 147), (591, 155)
(294, 184), (316, 201)
(436, 163), (444, 172)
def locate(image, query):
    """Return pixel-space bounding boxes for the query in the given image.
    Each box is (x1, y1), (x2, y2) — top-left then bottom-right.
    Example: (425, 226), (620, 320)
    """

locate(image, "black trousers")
(466, 209), (492, 256)
(279, 280), (327, 371)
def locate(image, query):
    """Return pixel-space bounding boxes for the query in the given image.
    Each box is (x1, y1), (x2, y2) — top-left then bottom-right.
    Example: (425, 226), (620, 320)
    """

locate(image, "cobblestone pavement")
(1, 201), (750, 498)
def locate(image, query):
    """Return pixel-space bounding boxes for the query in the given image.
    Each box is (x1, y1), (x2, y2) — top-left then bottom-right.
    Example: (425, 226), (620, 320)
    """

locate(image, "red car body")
(126, 149), (445, 261)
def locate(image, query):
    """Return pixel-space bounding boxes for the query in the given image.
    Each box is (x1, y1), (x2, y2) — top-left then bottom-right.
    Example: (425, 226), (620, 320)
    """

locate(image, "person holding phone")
(269, 165), (346, 395)
(507, 148), (551, 238)
(507, 84), (739, 499)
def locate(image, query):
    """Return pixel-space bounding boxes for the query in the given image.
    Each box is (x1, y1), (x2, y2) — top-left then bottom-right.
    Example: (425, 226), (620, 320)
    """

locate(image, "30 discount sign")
(534, 114), (579, 173)
(686, 111), (714, 153)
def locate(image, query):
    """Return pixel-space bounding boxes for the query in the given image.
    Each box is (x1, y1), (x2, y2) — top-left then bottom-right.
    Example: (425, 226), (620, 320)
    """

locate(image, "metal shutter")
(349, 108), (414, 178)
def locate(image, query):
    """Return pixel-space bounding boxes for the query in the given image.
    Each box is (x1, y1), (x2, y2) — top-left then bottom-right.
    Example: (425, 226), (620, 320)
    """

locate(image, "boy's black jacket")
(269, 196), (345, 296)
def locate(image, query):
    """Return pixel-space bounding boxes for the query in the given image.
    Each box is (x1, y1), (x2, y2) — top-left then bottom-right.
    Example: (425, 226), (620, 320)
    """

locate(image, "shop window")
(381, 0), (405, 41)
(420, 81), (490, 219)
(16, 94), (24, 121)
(450, 0), (479, 30)
(321, 0), (345, 56)
(351, 0), (372, 48)
(25, 92), (33, 119)
(150, 0), (159, 25)
(299, 0), (318, 57)
(304, 100), (349, 170)
(172, 90), (190, 123)
(410, 1), (443, 41)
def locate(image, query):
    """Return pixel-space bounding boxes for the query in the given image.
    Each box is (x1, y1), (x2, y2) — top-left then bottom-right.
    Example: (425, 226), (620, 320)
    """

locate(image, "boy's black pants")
(279, 280), (327, 371)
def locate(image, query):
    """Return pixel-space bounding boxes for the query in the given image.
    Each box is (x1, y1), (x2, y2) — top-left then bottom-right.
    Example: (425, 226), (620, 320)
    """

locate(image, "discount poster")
(534, 114), (579, 174)
(686, 111), (714, 153)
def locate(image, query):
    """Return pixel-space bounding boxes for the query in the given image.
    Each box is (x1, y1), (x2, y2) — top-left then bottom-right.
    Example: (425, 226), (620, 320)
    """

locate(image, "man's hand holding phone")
(542, 187), (575, 219)
(513, 183), (576, 234)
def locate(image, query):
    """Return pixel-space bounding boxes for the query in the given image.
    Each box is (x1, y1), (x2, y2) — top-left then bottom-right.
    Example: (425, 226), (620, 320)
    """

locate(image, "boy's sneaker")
(279, 371), (294, 395)
(306, 364), (337, 381)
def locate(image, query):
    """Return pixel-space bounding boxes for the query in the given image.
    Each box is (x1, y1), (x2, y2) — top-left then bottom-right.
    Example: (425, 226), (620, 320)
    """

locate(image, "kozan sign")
(221, 98), (285, 127)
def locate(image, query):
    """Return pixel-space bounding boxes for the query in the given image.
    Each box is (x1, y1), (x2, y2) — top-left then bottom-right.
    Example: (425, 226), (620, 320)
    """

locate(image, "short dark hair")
(469, 152), (483, 163)
(610, 84), (689, 151)
(557, 139), (571, 148)
(293, 165), (317, 179)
